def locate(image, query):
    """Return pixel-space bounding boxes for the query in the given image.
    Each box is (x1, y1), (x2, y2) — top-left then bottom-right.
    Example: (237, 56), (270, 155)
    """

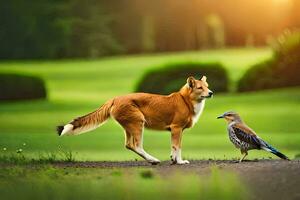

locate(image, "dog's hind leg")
(123, 122), (160, 164)
(112, 106), (160, 164)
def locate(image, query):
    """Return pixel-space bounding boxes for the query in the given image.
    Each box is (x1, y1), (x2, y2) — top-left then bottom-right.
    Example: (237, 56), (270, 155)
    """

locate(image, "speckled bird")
(217, 111), (289, 162)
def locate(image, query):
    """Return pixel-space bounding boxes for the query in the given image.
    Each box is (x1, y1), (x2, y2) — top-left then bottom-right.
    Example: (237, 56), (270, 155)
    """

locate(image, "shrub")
(135, 62), (229, 94)
(0, 73), (47, 101)
(238, 30), (300, 92)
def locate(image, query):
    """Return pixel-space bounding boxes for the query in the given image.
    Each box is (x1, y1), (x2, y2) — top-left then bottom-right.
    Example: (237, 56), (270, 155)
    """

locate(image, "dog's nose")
(209, 91), (213, 96)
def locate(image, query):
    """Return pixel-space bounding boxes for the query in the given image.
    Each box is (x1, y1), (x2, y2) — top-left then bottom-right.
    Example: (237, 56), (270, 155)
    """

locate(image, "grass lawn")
(0, 47), (299, 162)
(0, 165), (247, 200)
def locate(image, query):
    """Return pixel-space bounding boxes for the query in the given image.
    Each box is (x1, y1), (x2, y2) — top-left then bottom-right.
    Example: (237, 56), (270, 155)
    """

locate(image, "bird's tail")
(261, 142), (289, 160)
(57, 100), (113, 136)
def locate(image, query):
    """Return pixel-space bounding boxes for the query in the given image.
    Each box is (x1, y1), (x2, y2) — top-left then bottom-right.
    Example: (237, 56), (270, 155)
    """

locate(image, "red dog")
(57, 76), (213, 164)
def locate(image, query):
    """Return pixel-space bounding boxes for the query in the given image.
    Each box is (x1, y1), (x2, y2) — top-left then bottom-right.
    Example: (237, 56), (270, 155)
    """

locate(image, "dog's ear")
(187, 76), (196, 88)
(201, 76), (207, 82)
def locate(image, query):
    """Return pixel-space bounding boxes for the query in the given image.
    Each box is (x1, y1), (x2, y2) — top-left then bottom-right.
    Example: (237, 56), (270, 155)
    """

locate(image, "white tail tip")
(60, 124), (74, 136)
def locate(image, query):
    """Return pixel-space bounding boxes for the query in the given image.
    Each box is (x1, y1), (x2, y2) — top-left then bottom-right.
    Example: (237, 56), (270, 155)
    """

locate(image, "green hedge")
(238, 31), (300, 92)
(0, 73), (47, 101)
(135, 62), (229, 95)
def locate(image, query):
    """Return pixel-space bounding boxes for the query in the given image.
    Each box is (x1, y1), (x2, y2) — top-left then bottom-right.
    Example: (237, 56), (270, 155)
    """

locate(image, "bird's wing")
(234, 123), (257, 135)
(231, 123), (261, 148)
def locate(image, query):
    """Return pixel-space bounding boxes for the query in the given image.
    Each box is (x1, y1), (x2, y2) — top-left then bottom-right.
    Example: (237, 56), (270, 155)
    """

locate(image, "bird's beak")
(217, 114), (224, 119)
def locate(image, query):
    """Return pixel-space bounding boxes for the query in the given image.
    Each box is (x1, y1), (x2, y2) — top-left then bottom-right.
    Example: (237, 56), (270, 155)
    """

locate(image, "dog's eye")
(197, 87), (203, 89)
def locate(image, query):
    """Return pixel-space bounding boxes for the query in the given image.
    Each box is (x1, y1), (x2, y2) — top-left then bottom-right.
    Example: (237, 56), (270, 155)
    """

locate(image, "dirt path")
(54, 159), (300, 200)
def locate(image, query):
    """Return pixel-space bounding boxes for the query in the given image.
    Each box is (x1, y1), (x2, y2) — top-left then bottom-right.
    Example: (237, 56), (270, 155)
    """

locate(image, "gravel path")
(54, 159), (300, 200)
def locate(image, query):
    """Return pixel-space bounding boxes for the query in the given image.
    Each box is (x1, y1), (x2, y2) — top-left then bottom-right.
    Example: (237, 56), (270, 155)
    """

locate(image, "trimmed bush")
(238, 30), (300, 92)
(135, 62), (229, 95)
(0, 73), (47, 101)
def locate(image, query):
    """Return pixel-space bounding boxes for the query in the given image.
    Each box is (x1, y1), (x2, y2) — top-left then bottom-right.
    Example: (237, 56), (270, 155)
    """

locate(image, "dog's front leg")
(170, 127), (189, 164)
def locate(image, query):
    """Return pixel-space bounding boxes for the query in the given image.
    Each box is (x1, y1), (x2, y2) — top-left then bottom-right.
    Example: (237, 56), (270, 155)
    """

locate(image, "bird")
(217, 111), (289, 162)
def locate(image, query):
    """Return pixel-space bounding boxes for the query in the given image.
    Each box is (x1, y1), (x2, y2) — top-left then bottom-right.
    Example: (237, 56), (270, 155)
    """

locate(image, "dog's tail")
(57, 100), (113, 136)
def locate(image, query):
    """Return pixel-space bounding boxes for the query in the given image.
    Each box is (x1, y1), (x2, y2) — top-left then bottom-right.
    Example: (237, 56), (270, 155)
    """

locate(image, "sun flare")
(273, 0), (290, 4)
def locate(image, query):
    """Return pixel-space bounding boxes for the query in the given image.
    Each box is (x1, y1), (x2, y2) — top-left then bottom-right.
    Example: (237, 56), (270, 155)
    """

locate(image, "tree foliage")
(1, 0), (300, 59)
(0, 0), (122, 59)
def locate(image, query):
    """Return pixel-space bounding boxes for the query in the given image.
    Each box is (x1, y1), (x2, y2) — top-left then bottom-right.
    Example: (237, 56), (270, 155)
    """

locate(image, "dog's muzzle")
(202, 91), (213, 99)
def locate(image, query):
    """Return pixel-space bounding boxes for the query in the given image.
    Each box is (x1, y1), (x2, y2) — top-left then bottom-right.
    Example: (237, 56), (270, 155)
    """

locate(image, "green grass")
(0, 165), (248, 200)
(1, 48), (299, 162)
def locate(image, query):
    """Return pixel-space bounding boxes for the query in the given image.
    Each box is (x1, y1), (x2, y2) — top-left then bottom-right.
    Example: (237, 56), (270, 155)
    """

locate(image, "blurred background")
(0, 0), (299, 161)
(1, 0), (300, 58)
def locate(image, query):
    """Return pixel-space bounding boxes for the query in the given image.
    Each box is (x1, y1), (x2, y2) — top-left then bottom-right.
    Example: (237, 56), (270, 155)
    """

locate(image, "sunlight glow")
(273, 0), (290, 4)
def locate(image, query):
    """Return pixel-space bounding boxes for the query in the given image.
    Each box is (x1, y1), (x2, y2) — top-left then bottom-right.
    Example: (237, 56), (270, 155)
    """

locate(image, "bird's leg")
(239, 151), (248, 163)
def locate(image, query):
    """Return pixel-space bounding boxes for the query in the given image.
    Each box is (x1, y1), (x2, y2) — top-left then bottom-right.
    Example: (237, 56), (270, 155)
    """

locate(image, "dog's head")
(186, 76), (213, 101)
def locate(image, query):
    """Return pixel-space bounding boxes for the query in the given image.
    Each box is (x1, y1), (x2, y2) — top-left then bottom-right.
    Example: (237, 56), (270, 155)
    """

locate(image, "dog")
(57, 76), (213, 164)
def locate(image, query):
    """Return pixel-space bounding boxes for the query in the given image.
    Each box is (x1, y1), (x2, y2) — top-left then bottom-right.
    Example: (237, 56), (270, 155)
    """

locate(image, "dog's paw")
(176, 160), (190, 165)
(148, 158), (161, 165)
(171, 159), (190, 165)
